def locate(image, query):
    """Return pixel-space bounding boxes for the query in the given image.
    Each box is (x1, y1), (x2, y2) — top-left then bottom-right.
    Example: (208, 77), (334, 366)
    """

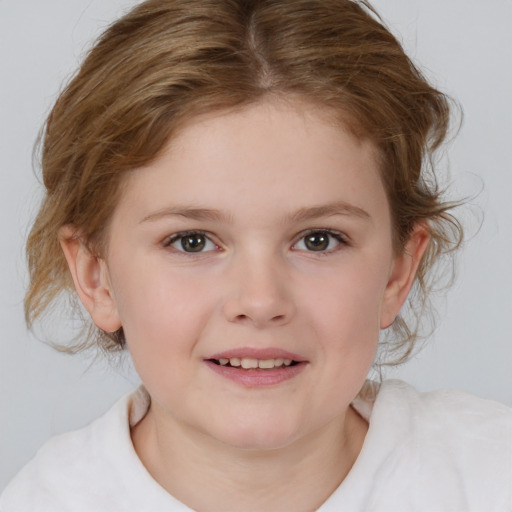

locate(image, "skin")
(61, 98), (428, 512)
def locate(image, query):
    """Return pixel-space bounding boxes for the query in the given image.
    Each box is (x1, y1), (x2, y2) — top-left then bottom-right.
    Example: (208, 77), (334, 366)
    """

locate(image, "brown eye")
(293, 230), (345, 253)
(181, 234), (206, 252)
(168, 232), (217, 253)
(304, 232), (330, 251)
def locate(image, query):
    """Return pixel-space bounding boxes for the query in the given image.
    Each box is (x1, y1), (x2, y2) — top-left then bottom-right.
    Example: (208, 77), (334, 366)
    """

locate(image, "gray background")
(1, 0), (511, 490)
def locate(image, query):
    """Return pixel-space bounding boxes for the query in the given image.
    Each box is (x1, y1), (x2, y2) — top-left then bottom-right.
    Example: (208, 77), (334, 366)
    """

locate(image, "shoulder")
(376, 379), (512, 440)
(357, 380), (512, 510)
(354, 379), (512, 472)
(0, 387), (152, 512)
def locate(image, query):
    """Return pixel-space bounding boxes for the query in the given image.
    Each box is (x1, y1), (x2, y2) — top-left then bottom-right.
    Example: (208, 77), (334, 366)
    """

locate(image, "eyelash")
(162, 229), (349, 254)
(163, 230), (219, 254)
(292, 229), (349, 254)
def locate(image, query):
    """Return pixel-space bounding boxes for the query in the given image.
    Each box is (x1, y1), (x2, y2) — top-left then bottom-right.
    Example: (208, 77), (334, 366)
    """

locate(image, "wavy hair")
(25, 0), (462, 362)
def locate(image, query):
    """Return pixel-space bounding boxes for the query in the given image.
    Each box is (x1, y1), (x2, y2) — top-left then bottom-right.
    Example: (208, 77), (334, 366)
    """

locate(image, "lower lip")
(204, 360), (307, 387)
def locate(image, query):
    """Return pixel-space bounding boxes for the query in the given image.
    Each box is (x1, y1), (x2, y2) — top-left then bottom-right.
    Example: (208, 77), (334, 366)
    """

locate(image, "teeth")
(217, 357), (295, 369)
(241, 358), (259, 369)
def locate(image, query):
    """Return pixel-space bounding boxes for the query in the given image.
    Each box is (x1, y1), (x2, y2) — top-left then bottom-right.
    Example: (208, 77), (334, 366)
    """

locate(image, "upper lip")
(206, 347), (306, 362)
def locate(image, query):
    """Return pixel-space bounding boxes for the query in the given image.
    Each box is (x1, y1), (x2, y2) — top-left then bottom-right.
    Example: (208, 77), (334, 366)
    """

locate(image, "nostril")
(233, 313), (285, 323)
(224, 296), (295, 326)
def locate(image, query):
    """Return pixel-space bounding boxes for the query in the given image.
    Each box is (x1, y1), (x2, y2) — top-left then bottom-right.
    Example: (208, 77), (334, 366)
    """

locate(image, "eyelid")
(161, 228), (348, 254)
(163, 230), (220, 253)
(292, 228), (349, 252)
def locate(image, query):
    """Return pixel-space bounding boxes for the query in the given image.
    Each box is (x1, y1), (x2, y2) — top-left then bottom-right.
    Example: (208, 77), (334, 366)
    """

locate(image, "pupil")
(305, 232), (329, 251)
(182, 234), (206, 252)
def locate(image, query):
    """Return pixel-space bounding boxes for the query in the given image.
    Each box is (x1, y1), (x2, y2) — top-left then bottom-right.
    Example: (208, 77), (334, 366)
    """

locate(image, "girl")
(1, 0), (511, 510)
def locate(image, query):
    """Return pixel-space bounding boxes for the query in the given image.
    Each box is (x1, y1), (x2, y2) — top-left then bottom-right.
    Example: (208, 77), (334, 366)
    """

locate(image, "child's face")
(92, 100), (416, 450)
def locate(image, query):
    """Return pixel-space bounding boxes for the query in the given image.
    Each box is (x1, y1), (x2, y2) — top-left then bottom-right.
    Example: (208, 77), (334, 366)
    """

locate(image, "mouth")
(204, 350), (307, 386)
(208, 357), (299, 370)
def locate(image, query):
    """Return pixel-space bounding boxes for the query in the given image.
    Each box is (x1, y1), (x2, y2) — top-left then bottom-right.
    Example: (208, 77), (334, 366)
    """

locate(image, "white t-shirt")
(1, 380), (511, 511)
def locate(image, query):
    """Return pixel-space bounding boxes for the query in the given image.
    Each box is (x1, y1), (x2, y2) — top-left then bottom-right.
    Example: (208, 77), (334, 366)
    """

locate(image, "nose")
(222, 251), (296, 328)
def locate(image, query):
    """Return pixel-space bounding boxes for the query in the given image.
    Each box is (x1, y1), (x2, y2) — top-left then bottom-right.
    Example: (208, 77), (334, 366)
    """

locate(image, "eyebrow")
(141, 207), (232, 224)
(289, 201), (371, 223)
(140, 201), (371, 224)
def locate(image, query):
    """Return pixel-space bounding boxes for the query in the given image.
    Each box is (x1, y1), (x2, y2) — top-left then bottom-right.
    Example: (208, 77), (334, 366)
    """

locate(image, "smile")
(211, 357), (296, 369)
(204, 349), (307, 387)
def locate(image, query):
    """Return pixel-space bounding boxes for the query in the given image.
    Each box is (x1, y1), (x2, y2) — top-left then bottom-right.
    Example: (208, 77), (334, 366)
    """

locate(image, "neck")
(132, 404), (368, 512)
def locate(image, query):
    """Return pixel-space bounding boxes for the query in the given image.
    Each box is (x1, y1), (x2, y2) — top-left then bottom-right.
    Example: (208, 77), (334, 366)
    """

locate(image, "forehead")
(114, 99), (389, 226)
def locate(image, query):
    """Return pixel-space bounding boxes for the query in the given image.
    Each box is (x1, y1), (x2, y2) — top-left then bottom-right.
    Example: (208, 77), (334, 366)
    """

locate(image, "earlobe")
(380, 224), (430, 329)
(59, 225), (122, 333)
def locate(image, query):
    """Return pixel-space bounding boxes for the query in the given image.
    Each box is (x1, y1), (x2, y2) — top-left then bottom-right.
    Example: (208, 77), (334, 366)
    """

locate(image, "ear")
(380, 224), (430, 329)
(59, 225), (122, 333)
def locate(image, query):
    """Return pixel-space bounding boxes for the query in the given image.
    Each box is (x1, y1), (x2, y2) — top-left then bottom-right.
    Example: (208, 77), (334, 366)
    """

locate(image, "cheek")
(307, 257), (390, 334)
(117, 283), (208, 396)
(110, 265), (218, 363)
(114, 261), (203, 322)
(299, 254), (391, 379)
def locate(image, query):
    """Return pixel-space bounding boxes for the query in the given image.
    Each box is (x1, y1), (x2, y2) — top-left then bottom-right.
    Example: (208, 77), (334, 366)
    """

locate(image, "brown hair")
(25, 0), (462, 362)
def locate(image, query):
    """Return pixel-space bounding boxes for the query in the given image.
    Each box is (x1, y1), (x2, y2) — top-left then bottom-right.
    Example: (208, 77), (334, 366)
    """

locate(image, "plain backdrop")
(1, 0), (511, 491)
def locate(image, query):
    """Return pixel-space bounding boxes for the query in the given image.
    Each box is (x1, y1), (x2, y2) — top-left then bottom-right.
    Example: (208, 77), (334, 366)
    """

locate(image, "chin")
(208, 415), (303, 452)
